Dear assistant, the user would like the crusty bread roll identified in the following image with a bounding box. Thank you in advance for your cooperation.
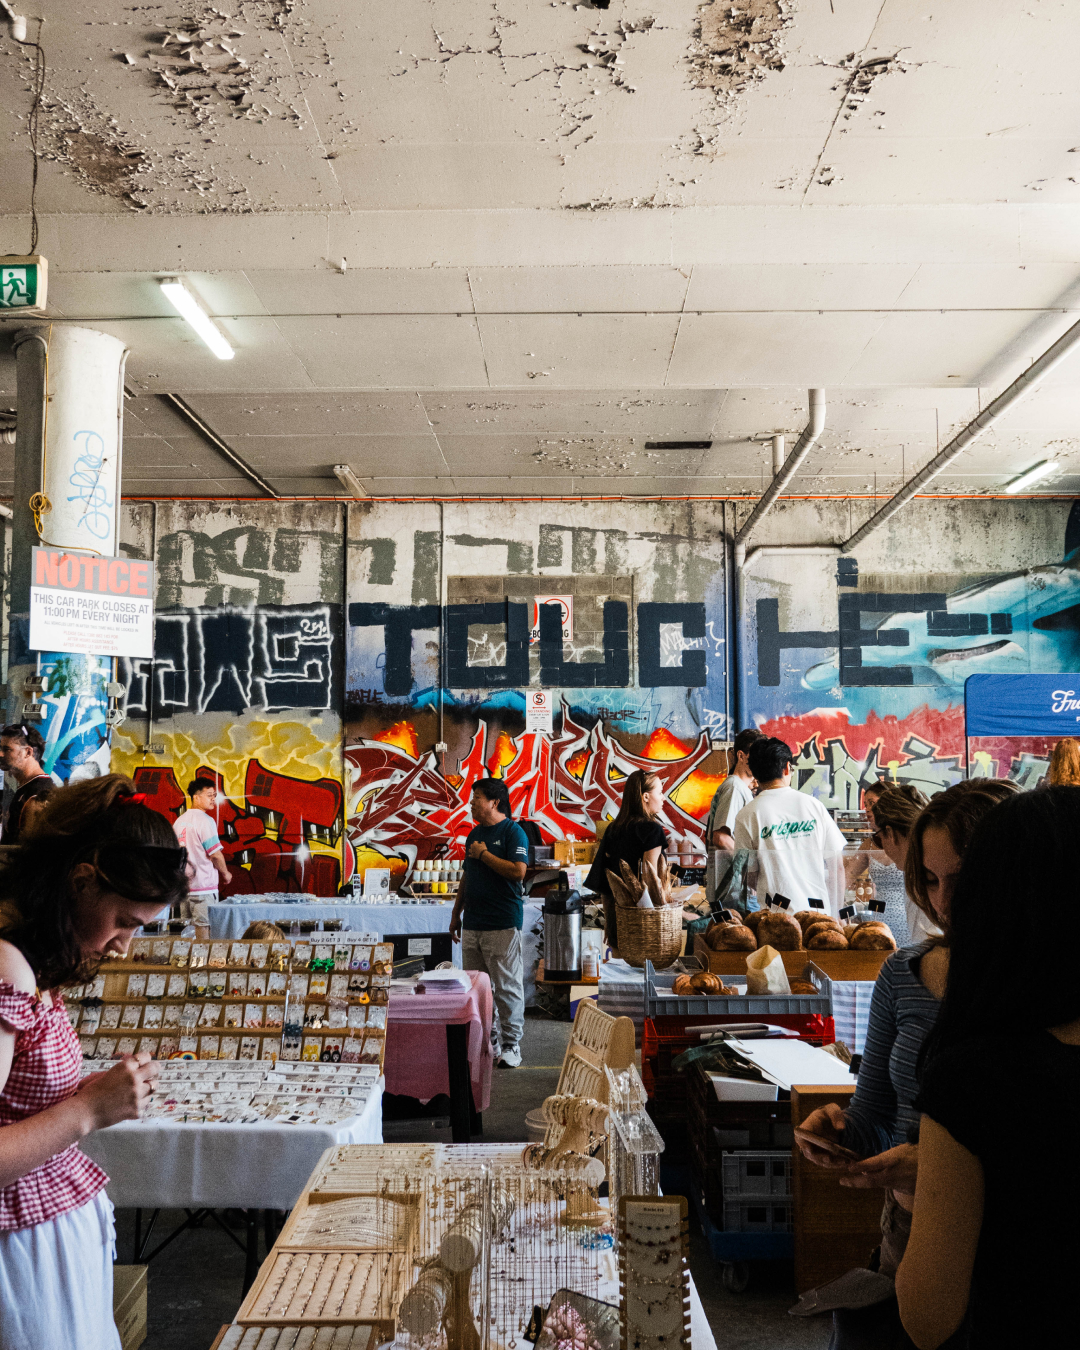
[806,925,849,950]
[757,910,803,951]
[710,923,757,952]
[672,974,694,995]
[842,924,860,942]
[850,925,897,952]
[789,980,817,994]
[794,909,832,933]
[690,971,722,994]
[744,909,766,934]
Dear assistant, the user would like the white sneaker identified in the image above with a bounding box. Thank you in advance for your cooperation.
[497,1045,522,1068]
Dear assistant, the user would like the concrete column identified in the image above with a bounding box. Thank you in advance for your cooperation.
[7,325,128,782]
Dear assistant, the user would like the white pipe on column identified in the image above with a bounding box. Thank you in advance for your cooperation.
[734,390,826,570]
[771,435,786,475]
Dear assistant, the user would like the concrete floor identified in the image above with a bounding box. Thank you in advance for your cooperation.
[115,1011,831,1350]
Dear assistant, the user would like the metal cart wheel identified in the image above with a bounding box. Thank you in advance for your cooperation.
[722,1261,750,1293]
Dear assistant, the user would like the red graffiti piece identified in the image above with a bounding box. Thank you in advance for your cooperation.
[131,766,187,821]
[758,705,966,765]
[346,699,713,876]
[244,758,344,849]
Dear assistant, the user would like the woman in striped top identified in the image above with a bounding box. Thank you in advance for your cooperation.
[796,779,1017,1281]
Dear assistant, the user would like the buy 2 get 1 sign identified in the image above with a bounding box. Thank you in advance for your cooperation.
[29,546,155,659]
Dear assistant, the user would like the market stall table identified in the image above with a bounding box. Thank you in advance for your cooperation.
[384,971,494,1142]
[81,1076,383,1284]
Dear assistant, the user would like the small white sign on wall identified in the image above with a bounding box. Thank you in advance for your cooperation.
[525,689,553,735]
[530,595,574,645]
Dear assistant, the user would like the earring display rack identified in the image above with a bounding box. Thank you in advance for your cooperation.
[66,937,393,1067]
[234,1144,609,1349]
[617,1197,690,1350]
[549,1002,635,1144]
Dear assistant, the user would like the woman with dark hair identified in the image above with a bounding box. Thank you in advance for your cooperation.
[795,779,1017,1344]
[585,769,668,953]
[897,787,1080,1348]
[0,774,189,1349]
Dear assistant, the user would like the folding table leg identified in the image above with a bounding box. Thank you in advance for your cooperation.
[243,1210,261,1294]
[446,1023,473,1142]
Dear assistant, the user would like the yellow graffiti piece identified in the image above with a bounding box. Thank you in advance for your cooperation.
[352,845,409,882]
[375,721,419,757]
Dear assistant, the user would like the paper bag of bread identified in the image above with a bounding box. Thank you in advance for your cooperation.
[745,944,791,995]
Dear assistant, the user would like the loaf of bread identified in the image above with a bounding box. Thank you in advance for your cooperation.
[756,910,803,951]
[850,924,897,952]
[690,971,722,994]
[707,922,757,952]
[744,909,766,934]
[806,924,849,950]
[789,980,817,994]
[794,909,832,934]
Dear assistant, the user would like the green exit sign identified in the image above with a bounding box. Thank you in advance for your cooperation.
[0,255,48,312]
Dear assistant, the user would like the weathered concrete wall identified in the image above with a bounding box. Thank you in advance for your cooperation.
[115,500,346,895]
[107,494,1080,889]
[738,497,1080,804]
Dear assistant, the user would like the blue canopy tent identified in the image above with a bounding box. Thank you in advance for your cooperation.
[964,674,1080,784]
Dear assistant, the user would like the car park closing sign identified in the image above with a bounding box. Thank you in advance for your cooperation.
[29,547,154,658]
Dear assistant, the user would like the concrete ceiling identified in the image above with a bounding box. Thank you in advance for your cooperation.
[2,0,1080,499]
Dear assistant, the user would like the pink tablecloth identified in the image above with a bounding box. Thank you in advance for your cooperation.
[384,972,494,1112]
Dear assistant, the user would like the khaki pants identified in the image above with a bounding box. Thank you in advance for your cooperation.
[462,927,524,1054]
[178,892,216,924]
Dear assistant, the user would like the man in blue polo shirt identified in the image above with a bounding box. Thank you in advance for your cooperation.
[449,777,529,1068]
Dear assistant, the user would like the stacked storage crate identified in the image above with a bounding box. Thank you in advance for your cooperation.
[642,959,835,1278]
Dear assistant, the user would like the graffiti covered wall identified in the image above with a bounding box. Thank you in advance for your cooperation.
[114,502,346,895]
[345,502,731,884]
[740,498,1080,802]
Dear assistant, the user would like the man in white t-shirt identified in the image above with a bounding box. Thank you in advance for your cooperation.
[173,777,231,923]
[733,736,847,915]
[704,727,762,905]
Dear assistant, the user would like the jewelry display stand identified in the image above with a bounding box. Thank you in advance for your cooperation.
[554,1002,636,1107]
[605,1067,665,1240]
[617,1196,690,1350]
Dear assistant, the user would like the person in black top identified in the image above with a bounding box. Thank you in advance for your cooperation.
[897,786,1080,1349]
[585,769,668,954]
[0,724,54,843]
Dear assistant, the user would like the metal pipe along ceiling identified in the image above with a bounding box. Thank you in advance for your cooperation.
[733,389,826,567]
[842,314,1080,552]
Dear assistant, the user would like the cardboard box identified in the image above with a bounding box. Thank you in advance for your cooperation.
[692,934,888,982]
[113,1264,147,1350]
[553,839,597,865]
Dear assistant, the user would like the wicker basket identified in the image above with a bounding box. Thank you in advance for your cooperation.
[616,904,684,970]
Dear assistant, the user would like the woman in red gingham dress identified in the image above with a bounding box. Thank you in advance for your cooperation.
[0,775,188,1349]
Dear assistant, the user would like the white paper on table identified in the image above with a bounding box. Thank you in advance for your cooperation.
[725,1037,852,1090]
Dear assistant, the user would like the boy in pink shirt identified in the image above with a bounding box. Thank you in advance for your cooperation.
[172,777,231,922]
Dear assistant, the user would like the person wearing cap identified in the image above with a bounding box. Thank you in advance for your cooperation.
[172,777,231,922]
[0,724,54,844]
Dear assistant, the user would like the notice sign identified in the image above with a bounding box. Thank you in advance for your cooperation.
[525,689,553,735]
[30,547,154,658]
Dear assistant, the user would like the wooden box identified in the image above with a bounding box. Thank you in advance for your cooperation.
[692,935,889,983]
[553,839,597,865]
[113,1264,147,1350]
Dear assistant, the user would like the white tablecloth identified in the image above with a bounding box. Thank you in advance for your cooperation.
[207,901,546,1007]
[80,1080,383,1210]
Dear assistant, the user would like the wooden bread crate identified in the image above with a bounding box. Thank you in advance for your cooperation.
[692,935,889,982]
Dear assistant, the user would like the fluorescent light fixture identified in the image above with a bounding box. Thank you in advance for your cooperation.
[1004,459,1059,494]
[333,463,369,499]
[159,277,234,360]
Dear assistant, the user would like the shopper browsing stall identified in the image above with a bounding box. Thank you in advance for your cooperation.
[0,775,188,1350]
[0,724,54,844]
[172,777,231,922]
[794,780,1016,1344]
[449,778,529,1069]
[898,786,1080,1349]
[584,769,669,954]
[703,729,761,907]
[732,736,847,913]
[868,785,937,945]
